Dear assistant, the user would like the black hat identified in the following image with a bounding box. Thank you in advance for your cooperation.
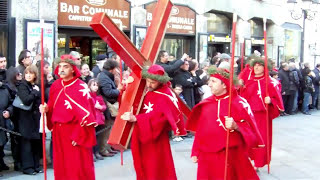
[96,54,108,61]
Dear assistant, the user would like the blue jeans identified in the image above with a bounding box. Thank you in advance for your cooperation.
[302,92,311,113]
[312,87,319,108]
[292,91,299,112]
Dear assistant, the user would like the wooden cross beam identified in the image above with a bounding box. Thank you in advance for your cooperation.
[90,0,191,150]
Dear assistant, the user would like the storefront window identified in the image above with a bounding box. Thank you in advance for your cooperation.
[205,13,231,34]
[250,19,263,37]
[284,30,301,61]
[245,39,252,56]
[0,30,7,57]
[198,34,208,63]
[58,33,66,57]
[92,39,107,64]
[161,38,191,60]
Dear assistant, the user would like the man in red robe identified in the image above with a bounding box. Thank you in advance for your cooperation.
[241,57,284,169]
[186,67,264,180]
[40,55,97,180]
[121,64,187,180]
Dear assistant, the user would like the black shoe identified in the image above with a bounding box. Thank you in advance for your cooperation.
[302,111,311,115]
[0,163,9,171]
[35,167,43,173]
[14,163,22,171]
[281,112,290,116]
[23,168,37,175]
[95,153,104,160]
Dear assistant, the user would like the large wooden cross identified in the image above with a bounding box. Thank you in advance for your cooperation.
[90,0,191,150]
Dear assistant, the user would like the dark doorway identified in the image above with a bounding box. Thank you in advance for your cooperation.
[251,45,264,55]
[208,43,230,59]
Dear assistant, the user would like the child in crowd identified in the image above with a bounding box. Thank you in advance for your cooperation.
[173,84,186,103]
[172,84,185,142]
[88,79,107,161]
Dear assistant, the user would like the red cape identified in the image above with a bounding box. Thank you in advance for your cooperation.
[47,77,97,147]
[46,77,97,179]
[186,92,263,179]
[187,92,264,154]
[131,84,186,180]
[241,75,284,167]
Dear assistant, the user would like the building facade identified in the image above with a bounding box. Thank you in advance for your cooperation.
[1,0,318,68]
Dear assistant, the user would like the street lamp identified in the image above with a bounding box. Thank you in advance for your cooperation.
[287,0,319,63]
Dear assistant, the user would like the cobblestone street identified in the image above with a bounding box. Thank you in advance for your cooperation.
[2,110,320,180]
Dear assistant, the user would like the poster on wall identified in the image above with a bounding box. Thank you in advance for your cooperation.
[198,33,208,63]
[245,39,252,56]
[25,20,55,65]
[133,26,147,50]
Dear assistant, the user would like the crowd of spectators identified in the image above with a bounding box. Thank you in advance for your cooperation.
[0,49,319,176]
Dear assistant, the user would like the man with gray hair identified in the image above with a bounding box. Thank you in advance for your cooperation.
[69,51,81,68]
[92,54,108,78]
[288,62,302,113]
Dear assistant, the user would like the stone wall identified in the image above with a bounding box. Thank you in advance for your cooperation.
[11,0,58,65]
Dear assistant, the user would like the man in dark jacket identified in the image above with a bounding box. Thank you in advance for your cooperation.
[97,59,123,157]
[312,64,320,109]
[0,54,12,174]
[288,62,301,113]
[156,50,188,78]
[278,63,295,115]
[92,54,108,78]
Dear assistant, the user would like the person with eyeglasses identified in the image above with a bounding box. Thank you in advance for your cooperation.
[17,49,32,74]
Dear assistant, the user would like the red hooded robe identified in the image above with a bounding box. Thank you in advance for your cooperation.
[241,74,284,168]
[131,83,187,180]
[47,63,97,180]
[187,90,264,180]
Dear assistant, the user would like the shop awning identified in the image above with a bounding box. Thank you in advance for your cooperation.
[281,22,303,31]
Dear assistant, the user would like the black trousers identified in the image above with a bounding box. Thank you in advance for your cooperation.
[20,138,40,171]
[282,93,295,114]
[10,134,21,167]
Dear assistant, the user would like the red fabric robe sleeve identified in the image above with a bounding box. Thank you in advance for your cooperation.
[233,98,264,149]
[135,96,178,144]
[191,134,200,157]
[70,124,96,148]
[67,83,97,148]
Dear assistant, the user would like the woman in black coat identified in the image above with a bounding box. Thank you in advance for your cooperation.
[16,65,41,175]
[5,66,22,171]
[172,60,197,108]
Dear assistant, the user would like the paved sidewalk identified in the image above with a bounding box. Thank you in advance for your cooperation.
[1,110,320,180]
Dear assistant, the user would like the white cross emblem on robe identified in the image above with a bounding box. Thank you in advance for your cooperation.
[143,102,154,113]
[271,78,278,87]
[216,118,227,131]
[64,100,72,110]
[239,97,254,117]
[79,83,91,99]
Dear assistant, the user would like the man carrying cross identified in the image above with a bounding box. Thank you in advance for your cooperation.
[186,66,263,179]
[122,64,186,180]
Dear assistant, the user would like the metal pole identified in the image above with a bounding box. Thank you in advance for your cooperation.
[301,10,307,63]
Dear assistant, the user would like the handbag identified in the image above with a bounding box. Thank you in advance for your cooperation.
[106,101,119,117]
[13,95,33,111]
